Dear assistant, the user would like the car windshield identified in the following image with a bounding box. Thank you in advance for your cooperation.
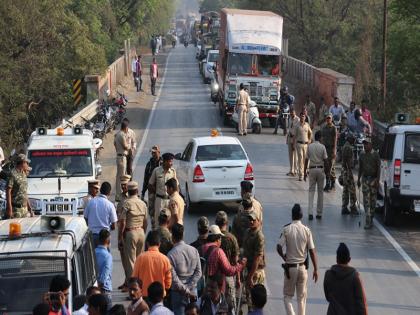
[196,144,246,161]
[404,133,420,164]
[28,149,93,178]
[228,53,253,75]
[0,255,66,313]
[208,52,219,62]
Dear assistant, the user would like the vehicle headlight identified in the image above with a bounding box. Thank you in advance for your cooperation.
[228,92,236,99]
[77,197,85,209]
[29,198,42,210]
[213,83,219,90]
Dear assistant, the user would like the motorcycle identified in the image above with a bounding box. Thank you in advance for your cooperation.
[279,103,290,136]
[353,132,365,167]
[232,100,262,134]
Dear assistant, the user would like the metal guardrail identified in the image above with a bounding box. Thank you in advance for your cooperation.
[284,56,316,88]
[58,99,98,129]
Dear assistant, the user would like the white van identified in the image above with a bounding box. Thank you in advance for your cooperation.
[379,124,420,225]
[26,127,102,215]
[0,216,97,314]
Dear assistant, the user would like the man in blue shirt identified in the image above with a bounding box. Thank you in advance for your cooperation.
[84,182,118,246]
[95,229,113,310]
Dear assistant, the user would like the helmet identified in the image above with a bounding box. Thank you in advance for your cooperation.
[281,86,289,93]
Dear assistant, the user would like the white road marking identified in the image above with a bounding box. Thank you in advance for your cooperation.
[132,53,171,173]
[335,179,420,277]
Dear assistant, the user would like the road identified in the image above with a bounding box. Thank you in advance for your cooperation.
[102,46,420,313]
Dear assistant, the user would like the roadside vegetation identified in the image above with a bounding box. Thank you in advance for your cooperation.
[0,0,174,152]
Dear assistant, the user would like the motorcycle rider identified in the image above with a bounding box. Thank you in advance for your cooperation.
[348,109,371,135]
[273,86,295,135]
[346,101,357,129]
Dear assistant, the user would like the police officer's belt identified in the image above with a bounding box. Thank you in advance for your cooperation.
[297,141,308,144]
[156,194,169,199]
[125,226,142,232]
[117,153,127,157]
[285,262,305,267]
[309,165,323,169]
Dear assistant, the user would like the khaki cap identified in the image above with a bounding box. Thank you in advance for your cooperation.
[247,211,258,220]
[151,145,160,152]
[208,224,224,236]
[159,208,171,218]
[326,113,333,118]
[127,181,138,190]
[120,174,131,185]
[88,180,100,189]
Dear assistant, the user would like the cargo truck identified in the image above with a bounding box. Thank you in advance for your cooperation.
[217,9,284,126]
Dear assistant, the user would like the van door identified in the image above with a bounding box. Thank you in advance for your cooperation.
[401,133,420,196]
[379,133,395,196]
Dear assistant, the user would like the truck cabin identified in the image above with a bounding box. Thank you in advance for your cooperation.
[227,53,280,77]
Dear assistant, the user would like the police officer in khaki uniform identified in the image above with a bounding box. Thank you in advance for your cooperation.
[118,181,148,287]
[165,178,185,228]
[6,154,33,218]
[83,180,100,211]
[122,118,137,176]
[114,121,130,201]
[277,204,319,315]
[238,181,263,222]
[293,112,312,181]
[321,114,337,191]
[232,198,261,248]
[116,174,131,291]
[287,110,300,176]
[235,83,250,136]
[357,138,380,229]
[242,211,265,311]
[304,131,328,220]
[148,152,177,229]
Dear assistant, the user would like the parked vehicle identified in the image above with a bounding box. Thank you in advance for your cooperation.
[379,124,420,226]
[210,72,219,104]
[203,49,219,84]
[217,9,284,125]
[0,216,97,313]
[232,100,262,134]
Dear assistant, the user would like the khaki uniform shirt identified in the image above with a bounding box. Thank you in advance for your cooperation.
[114,130,129,155]
[321,124,337,148]
[307,141,327,167]
[238,196,263,222]
[121,195,147,229]
[169,191,185,225]
[7,169,28,207]
[237,89,249,108]
[293,122,312,143]
[359,151,380,177]
[149,166,177,197]
[287,115,300,144]
[242,227,265,270]
[116,193,128,218]
[278,220,315,264]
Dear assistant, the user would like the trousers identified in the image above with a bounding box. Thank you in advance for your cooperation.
[362,177,377,218]
[115,155,127,202]
[283,265,308,315]
[238,105,248,135]
[287,137,298,174]
[308,168,325,215]
[342,168,356,208]
[151,77,157,95]
[123,229,145,281]
[296,143,308,179]
[126,151,134,176]
[325,146,336,181]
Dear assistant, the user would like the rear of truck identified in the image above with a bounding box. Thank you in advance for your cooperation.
[218,9,283,125]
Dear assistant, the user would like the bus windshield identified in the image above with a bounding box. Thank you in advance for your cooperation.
[28,149,93,178]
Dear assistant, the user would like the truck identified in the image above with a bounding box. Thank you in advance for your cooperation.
[217,9,284,125]
[26,127,102,215]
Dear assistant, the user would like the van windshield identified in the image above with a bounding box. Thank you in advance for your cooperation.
[404,133,420,164]
[0,255,66,313]
[28,149,93,178]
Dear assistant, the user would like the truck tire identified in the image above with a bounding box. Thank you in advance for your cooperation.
[384,191,395,226]
[252,123,261,134]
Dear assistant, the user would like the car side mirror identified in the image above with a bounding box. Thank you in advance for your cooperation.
[95,164,102,176]
[174,153,182,160]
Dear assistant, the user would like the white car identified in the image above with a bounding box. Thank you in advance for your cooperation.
[174,135,255,211]
[203,49,219,84]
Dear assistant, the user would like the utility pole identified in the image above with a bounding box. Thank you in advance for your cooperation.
[381,0,388,109]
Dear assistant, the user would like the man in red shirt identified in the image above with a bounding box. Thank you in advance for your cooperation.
[361,100,373,131]
[201,225,247,293]
[132,230,172,299]
[150,58,159,96]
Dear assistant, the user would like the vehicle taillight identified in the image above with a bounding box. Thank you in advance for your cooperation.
[394,159,401,187]
[193,165,205,183]
[244,163,254,181]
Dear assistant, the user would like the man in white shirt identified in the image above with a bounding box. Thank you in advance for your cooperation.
[329,97,345,122]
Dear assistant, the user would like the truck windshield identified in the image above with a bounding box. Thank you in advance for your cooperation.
[257,55,280,76]
[228,53,253,75]
[28,149,93,178]
[0,255,66,313]
[208,52,219,62]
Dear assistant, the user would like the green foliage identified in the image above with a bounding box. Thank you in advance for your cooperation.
[0,0,174,152]
[199,0,237,13]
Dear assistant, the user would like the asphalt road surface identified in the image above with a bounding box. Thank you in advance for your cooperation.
[104,46,420,313]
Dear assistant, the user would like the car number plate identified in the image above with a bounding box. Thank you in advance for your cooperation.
[414,200,420,212]
[214,189,235,197]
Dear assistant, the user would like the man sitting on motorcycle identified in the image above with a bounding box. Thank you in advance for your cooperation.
[273,86,295,135]
[348,109,371,135]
